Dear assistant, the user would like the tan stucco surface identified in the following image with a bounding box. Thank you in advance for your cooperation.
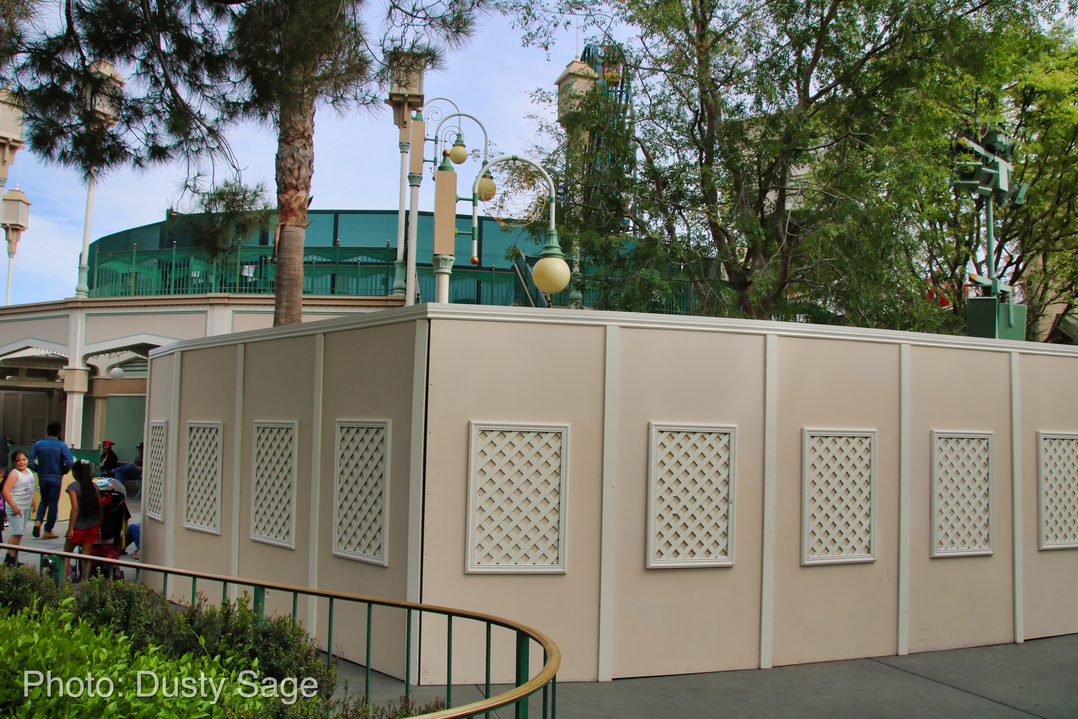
[317,324,418,675]
[908,346,1013,652]
[421,318,606,683]
[173,344,240,580]
[0,315,68,350]
[85,311,208,346]
[143,306,1078,684]
[613,328,765,676]
[1020,353,1078,640]
[142,352,175,569]
[772,337,900,666]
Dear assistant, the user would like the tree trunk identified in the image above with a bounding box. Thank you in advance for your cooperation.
[274,96,316,326]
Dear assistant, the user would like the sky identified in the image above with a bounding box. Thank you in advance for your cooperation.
[4,10,578,306]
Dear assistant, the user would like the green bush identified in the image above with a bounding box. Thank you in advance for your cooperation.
[0,567,334,699]
[0,601,272,718]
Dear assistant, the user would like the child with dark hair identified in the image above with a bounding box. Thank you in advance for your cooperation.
[3,450,37,565]
[64,460,102,581]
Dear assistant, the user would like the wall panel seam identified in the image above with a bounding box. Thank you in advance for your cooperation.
[598,324,619,681]
[760,334,777,669]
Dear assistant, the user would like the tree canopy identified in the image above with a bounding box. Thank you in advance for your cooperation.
[502,0,1078,338]
[9,0,486,324]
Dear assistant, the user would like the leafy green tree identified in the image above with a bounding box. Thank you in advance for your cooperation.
[503,0,1069,332]
[12,0,485,324]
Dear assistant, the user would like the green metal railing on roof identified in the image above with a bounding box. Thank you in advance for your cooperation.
[89,245,523,303]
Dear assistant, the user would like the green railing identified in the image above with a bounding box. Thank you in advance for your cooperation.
[1,544,560,719]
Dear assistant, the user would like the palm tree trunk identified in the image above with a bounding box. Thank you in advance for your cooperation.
[274,96,315,326]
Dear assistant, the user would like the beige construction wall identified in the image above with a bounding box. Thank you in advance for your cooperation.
[145,318,421,679]
[145,306,1078,685]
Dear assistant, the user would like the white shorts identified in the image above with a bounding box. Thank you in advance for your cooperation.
[7,510,26,536]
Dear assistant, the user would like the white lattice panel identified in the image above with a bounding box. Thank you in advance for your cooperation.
[466,422,569,574]
[334,421,389,565]
[184,422,222,533]
[647,423,737,568]
[932,432,992,556]
[145,421,168,521]
[251,422,297,548]
[802,429,876,565]
[1039,433,1078,549]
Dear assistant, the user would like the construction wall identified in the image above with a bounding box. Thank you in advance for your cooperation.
[144,305,1078,684]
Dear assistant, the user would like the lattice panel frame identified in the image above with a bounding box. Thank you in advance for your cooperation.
[931,431,993,557]
[1038,432,1078,550]
[802,428,877,565]
[184,421,223,534]
[333,420,391,566]
[145,421,168,522]
[647,423,737,569]
[466,421,570,574]
[250,420,298,549]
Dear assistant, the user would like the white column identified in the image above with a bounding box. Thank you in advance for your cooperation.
[306,334,325,632]
[75,175,96,298]
[393,133,409,296]
[62,369,89,448]
[405,176,421,305]
[432,255,453,303]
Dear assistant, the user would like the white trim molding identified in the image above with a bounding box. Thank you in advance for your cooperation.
[802,428,877,566]
[1037,431,1078,550]
[466,420,570,574]
[930,430,993,557]
[250,420,299,550]
[333,419,391,567]
[183,420,224,535]
[646,422,737,569]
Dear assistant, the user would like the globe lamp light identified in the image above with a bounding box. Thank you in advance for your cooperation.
[110,366,124,381]
[531,229,571,294]
[449,133,468,165]
[477,171,496,202]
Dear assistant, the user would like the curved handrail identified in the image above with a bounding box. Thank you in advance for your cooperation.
[0,543,560,719]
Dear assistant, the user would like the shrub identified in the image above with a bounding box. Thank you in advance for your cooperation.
[0,567,335,700]
[0,601,272,718]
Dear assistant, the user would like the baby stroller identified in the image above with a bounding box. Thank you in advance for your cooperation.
[75,478,131,581]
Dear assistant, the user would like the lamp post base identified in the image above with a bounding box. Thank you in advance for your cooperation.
[392,260,407,296]
[75,264,90,298]
[433,255,454,304]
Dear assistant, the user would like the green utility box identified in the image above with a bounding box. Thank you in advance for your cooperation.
[967,296,1027,340]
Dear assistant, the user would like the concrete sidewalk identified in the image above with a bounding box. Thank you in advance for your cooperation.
[337,633,1078,718]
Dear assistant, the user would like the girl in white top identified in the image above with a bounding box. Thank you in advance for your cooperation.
[3,450,38,566]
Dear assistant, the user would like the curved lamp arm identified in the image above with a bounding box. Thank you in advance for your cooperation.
[434,112,492,163]
[468,156,567,298]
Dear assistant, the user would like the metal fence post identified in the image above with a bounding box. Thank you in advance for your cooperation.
[253,586,265,624]
[515,630,530,719]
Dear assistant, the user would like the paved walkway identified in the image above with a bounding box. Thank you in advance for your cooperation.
[336,633,1078,719]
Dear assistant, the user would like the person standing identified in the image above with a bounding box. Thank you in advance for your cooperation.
[3,450,37,565]
[64,460,102,581]
[29,421,74,540]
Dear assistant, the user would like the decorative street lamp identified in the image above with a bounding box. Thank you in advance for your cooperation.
[1,186,29,305]
[0,89,24,191]
[953,123,1030,340]
[75,60,125,299]
[434,154,570,302]
[384,60,425,297]
[431,113,492,303]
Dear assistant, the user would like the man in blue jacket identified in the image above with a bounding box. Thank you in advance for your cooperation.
[29,421,73,540]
